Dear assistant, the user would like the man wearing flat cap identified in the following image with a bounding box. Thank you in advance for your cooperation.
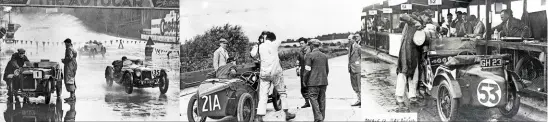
[303,39,329,122]
[4,48,30,101]
[62,38,78,102]
[348,34,362,107]
[213,38,229,70]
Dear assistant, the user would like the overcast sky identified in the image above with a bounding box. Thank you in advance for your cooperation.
[180,0,382,42]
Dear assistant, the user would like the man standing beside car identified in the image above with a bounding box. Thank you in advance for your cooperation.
[3,49,30,102]
[303,39,329,122]
[213,38,229,70]
[250,31,296,122]
[62,38,78,102]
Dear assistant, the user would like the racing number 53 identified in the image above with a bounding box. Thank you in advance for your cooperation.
[201,94,221,112]
[477,79,502,107]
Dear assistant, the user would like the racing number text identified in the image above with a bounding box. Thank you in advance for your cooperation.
[478,82,501,106]
[33,71,42,79]
[201,94,221,112]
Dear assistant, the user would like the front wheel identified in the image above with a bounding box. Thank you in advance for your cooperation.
[436,79,459,122]
[187,94,207,122]
[499,82,521,118]
[159,71,169,94]
[56,80,62,97]
[272,89,282,111]
[237,93,256,121]
[123,72,133,94]
[105,66,114,87]
[45,81,52,104]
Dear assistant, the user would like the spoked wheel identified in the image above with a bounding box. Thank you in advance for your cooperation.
[515,56,544,90]
[272,89,282,111]
[7,80,14,103]
[436,79,459,122]
[159,70,169,94]
[187,94,207,122]
[237,93,256,121]
[499,81,521,118]
[123,72,133,94]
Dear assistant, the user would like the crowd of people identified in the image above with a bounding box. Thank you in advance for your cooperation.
[209,31,362,122]
[393,8,532,112]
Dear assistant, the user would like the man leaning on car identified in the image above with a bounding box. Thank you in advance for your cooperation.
[3,48,30,102]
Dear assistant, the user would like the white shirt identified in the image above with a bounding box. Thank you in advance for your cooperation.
[250,39,283,77]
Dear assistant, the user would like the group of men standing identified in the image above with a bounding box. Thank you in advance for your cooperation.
[3,38,78,103]
[210,31,362,122]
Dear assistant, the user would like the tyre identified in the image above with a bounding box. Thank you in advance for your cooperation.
[105,66,114,87]
[159,70,169,94]
[499,81,521,118]
[7,80,14,103]
[187,94,207,122]
[272,89,282,111]
[436,79,459,122]
[45,81,51,104]
[515,56,543,85]
[123,72,133,94]
[237,93,256,121]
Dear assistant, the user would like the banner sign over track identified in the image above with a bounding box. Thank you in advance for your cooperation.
[0,0,178,9]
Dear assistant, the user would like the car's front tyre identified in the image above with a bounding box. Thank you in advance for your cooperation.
[187,94,207,122]
[436,79,459,122]
[123,72,133,94]
[499,81,521,118]
[237,92,255,121]
[159,70,169,94]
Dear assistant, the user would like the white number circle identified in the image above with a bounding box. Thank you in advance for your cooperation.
[476,79,501,107]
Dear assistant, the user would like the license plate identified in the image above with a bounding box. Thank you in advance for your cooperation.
[22,110,36,116]
[20,92,36,97]
[480,58,503,67]
[32,71,42,79]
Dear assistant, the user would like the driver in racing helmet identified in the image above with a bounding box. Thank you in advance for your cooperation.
[121,56,133,67]
[214,57,237,78]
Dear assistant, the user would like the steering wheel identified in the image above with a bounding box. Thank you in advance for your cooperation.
[240,71,257,84]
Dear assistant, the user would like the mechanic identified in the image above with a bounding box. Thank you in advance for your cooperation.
[3,48,30,101]
[493,9,532,38]
[296,37,311,108]
[213,57,237,78]
[348,34,362,107]
[62,38,78,102]
[395,9,434,111]
[213,38,229,70]
[303,39,329,122]
[464,15,485,38]
[250,31,296,121]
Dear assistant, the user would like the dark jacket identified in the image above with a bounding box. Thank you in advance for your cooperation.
[62,47,78,81]
[493,17,532,38]
[304,48,329,86]
[298,46,311,76]
[396,13,427,76]
[3,53,29,80]
[348,42,361,73]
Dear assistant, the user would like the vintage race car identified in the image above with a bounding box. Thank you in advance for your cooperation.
[104,59,169,94]
[418,37,523,121]
[78,42,106,56]
[3,98,63,122]
[187,63,282,122]
[5,59,64,104]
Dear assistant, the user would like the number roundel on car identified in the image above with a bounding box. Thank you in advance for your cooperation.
[476,79,502,107]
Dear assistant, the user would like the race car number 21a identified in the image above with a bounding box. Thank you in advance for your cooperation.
[476,79,501,107]
[201,94,221,112]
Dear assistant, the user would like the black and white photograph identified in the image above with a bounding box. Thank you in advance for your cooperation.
[179,0,367,121]
[0,0,180,121]
[360,0,547,121]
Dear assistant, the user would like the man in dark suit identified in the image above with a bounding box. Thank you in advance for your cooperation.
[297,38,312,108]
[493,9,532,38]
[304,39,329,122]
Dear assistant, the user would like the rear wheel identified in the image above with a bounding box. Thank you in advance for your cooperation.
[436,79,459,122]
[159,70,169,94]
[187,94,207,122]
[499,81,521,118]
[123,72,133,94]
[237,93,255,121]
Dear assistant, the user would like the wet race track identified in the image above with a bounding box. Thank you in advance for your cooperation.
[0,41,180,121]
[360,49,536,121]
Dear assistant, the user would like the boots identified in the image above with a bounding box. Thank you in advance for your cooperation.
[284,109,296,120]
[301,99,310,108]
[255,115,263,122]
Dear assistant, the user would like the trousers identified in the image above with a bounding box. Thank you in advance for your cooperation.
[257,73,288,115]
[308,85,327,121]
[395,65,419,102]
[350,72,361,101]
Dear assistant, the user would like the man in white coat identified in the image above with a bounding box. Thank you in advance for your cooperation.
[213,38,229,70]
